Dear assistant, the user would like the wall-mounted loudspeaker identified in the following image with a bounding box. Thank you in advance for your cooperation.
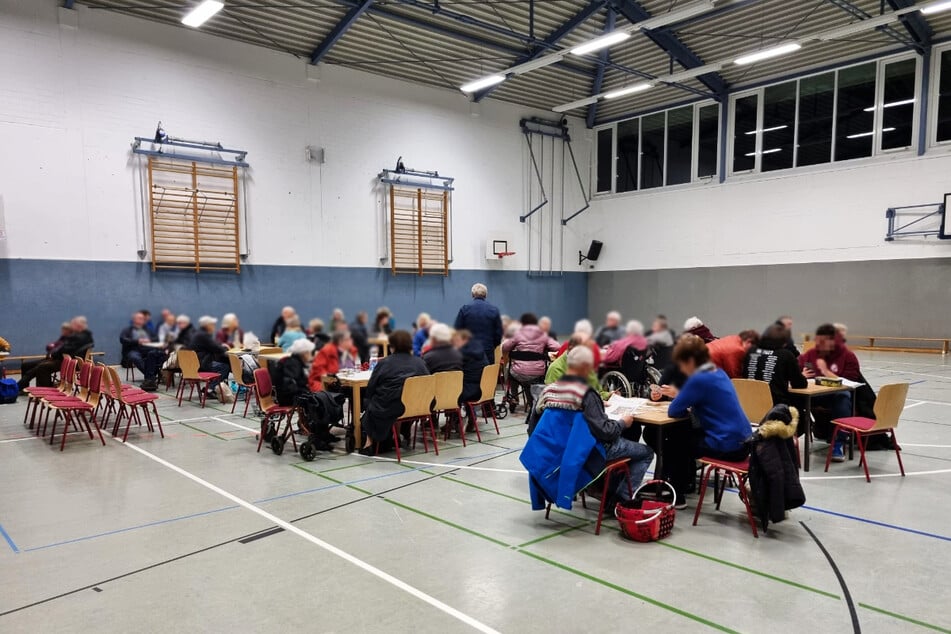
[579,240,603,266]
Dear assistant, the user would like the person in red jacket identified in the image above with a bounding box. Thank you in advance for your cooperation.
[798,323,860,461]
[308,331,359,392]
[707,330,759,378]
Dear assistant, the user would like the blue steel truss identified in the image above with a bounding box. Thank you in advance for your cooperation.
[311,0,375,64]
[886,0,933,48]
[824,0,922,53]
[587,8,616,128]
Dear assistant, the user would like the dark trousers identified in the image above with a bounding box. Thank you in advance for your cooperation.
[18,358,59,389]
[644,422,749,496]
[204,361,230,391]
[127,349,167,381]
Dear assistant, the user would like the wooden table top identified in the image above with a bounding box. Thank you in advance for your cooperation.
[789,382,853,396]
[632,401,687,425]
[338,370,373,385]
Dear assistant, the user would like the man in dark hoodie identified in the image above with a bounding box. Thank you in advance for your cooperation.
[18,316,93,390]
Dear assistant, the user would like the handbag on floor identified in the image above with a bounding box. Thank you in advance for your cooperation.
[0,378,18,404]
[216,382,235,404]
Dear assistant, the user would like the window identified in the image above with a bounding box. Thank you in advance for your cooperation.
[732,95,758,172]
[761,82,796,172]
[881,58,916,151]
[596,128,614,193]
[666,106,693,186]
[797,72,835,167]
[697,104,719,178]
[594,102,719,195]
[936,49,951,143]
[616,120,639,193]
[835,63,876,161]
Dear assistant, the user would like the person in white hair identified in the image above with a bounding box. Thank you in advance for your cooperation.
[422,324,463,374]
[594,311,624,347]
[683,316,717,343]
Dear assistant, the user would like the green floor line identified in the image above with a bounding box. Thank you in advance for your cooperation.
[858,603,951,633]
[177,421,228,441]
[314,472,372,495]
[516,521,591,548]
[382,498,510,548]
[519,550,740,633]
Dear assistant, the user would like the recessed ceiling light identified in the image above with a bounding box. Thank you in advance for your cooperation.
[459,75,506,94]
[182,0,224,28]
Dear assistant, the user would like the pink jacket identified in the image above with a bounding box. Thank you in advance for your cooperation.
[502,325,559,378]
[602,334,649,366]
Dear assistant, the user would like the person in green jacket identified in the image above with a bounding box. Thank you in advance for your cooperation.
[545,334,609,399]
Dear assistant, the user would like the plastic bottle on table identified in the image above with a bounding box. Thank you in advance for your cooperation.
[369,346,379,371]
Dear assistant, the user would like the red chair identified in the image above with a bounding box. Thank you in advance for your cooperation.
[45,366,107,451]
[176,349,220,408]
[825,383,908,482]
[692,457,758,538]
[23,356,77,430]
[253,368,297,454]
[105,366,163,442]
[463,364,503,442]
[544,458,633,536]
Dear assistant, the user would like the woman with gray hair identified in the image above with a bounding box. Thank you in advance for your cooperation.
[216,313,244,347]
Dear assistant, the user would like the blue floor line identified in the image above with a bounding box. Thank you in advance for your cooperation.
[0,521,20,554]
[801,505,951,542]
[909,379,928,386]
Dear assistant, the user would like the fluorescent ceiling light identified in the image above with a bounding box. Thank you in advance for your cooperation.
[661,62,724,84]
[182,0,224,27]
[734,43,801,66]
[633,0,716,31]
[570,31,631,56]
[603,82,653,100]
[815,14,901,40]
[846,127,895,139]
[745,125,788,135]
[920,0,951,15]
[508,54,564,76]
[863,98,915,112]
[460,75,506,93]
[552,96,600,113]
[745,148,782,157]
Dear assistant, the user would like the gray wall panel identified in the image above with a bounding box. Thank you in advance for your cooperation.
[589,258,951,340]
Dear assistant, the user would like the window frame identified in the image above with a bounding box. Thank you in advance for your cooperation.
[929,43,951,148]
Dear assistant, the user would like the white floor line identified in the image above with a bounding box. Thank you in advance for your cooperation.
[116,437,500,634]
[367,455,525,474]
[801,468,951,480]
[159,415,234,425]
[211,416,259,433]
[903,401,929,410]
[901,443,951,448]
[0,430,88,444]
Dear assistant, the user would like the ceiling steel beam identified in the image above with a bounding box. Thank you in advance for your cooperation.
[886,0,933,48]
[311,0,374,64]
[474,0,611,102]
[64,0,75,7]
[823,0,921,52]
[612,0,728,97]
[586,8,615,128]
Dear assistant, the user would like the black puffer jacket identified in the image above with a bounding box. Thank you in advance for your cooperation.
[747,405,806,532]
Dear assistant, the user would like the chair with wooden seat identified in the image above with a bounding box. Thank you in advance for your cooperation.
[464,364,503,442]
[45,365,107,451]
[431,371,464,446]
[105,366,163,442]
[23,356,77,430]
[824,383,908,482]
[731,379,774,424]
[253,368,297,454]
[692,457,758,538]
[389,374,437,462]
[228,353,256,417]
[176,349,220,408]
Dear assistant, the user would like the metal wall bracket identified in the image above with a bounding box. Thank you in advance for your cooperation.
[885,198,951,241]
[131,137,250,168]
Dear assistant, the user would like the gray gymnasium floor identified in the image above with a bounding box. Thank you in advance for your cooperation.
[0,351,949,633]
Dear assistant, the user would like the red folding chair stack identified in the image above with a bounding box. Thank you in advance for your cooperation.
[104,366,163,442]
[23,356,78,432]
[43,365,107,451]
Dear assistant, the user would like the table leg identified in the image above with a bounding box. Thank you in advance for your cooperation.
[654,429,665,480]
[802,397,812,472]
[352,386,362,450]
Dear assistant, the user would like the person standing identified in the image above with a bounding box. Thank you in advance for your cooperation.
[454,282,503,363]
[349,311,371,363]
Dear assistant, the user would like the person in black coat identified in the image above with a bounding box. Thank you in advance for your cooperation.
[120,311,165,391]
[360,330,429,454]
[18,316,94,390]
[349,312,370,363]
[776,316,801,357]
[189,316,230,396]
[744,323,808,409]
[453,283,503,364]
[273,338,315,406]
[422,324,463,374]
[454,329,488,403]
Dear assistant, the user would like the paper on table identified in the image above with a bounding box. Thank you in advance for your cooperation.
[841,379,865,389]
[605,394,648,420]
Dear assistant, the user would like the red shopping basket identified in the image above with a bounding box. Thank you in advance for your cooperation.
[615,480,677,543]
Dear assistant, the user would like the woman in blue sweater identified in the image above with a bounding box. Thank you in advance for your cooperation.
[659,335,752,505]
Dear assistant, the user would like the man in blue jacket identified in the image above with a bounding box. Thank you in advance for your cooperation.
[454,283,503,363]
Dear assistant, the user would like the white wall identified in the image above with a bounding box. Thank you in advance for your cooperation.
[0,0,591,271]
[582,149,951,271]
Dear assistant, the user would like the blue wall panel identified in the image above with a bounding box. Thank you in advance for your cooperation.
[0,259,587,363]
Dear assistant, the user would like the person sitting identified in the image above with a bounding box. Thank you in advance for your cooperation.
[372,307,394,335]
[18,316,93,390]
[274,338,315,406]
[502,313,560,412]
[538,316,557,340]
[683,316,717,343]
[359,330,429,455]
[277,316,306,352]
[454,283,503,364]
[744,324,807,408]
[330,308,346,332]
[453,329,488,405]
[554,319,602,366]
[707,330,760,378]
[647,314,676,348]
[307,318,331,349]
[412,313,432,356]
[216,313,244,347]
[174,315,195,349]
[189,316,231,398]
[120,311,165,391]
[270,306,296,344]
[422,324,463,374]
[545,334,606,398]
[157,312,179,347]
[602,320,649,367]
[139,310,157,339]
[798,323,861,461]
[308,330,359,392]
[534,346,653,509]
[662,335,752,507]
[776,315,801,356]
[349,311,370,363]
[594,311,624,347]
[834,322,848,344]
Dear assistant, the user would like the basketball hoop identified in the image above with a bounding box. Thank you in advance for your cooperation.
[497,251,516,259]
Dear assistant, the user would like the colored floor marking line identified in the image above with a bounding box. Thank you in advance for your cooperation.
[800,505,951,542]
[177,421,228,441]
[516,521,591,548]
[364,454,523,473]
[519,550,740,633]
[858,603,951,633]
[0,520,20,553]
[117,438,501,634]
[904,400,930,409]
[800,468,951,481]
